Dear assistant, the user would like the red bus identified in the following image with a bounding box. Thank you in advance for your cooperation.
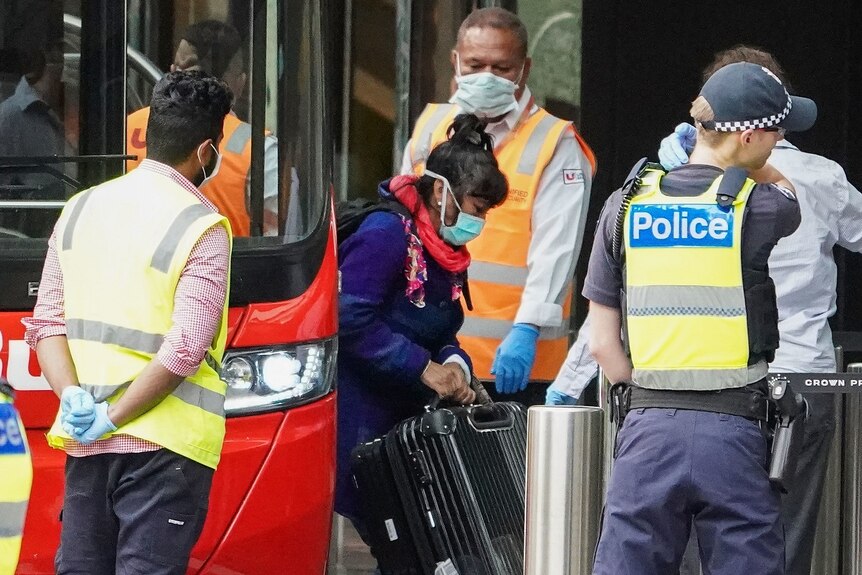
[0,1,338,573]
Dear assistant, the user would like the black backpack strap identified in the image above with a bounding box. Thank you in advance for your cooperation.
[462,271,473,311]
[715,167,748,209]
[379,198,412,219]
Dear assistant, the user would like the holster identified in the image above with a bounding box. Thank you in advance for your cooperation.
[608,382,632,429]
[767,376,807,493]
[607,382,632,458]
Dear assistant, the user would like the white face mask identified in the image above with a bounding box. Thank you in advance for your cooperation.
[197,142,222,188]
[449,52,523,119]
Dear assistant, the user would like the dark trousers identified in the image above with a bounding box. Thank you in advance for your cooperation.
[678,393,837,575]
[56,449,214,575]
[593,408,783,575]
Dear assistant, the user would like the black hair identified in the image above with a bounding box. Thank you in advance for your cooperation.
[146,71,233,166]
[181,20,243,79]
[458,7,529,60]
[419,113,508,208]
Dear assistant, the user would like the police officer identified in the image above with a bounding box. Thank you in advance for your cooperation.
[0,378,32,575]
[586,62,816,575]
[658,46,862,575]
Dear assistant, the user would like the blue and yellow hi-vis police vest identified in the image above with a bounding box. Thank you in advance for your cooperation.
[0,386,31,575]
[623,169,768,391]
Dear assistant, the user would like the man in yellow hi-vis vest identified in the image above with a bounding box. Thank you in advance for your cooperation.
[586,62,816,575]
[0,378,32,575]
[23,71,232,575]
[401,7,596,404]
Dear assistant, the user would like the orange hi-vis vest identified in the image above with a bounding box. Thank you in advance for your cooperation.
[127,108,254,236]
[408,102,597,381]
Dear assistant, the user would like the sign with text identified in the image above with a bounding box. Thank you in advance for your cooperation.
[772,373,862,393]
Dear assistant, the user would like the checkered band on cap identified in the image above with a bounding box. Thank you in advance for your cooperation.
[711,93,793,132]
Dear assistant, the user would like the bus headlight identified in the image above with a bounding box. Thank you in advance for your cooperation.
[220,338,336,416]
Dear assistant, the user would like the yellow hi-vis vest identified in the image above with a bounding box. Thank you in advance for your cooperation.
[408,103,597,381]
[0,390,31,575]
[623,169,767,391]
[47,168,232,468]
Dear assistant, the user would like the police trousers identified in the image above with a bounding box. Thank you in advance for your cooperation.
[55,449,213,575]
[592,408,784,575]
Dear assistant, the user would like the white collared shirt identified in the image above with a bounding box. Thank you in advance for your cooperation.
[401,87,593,329]
[767,141,862,372]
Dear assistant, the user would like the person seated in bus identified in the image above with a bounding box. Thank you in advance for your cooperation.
[334,114,508,551]
[0,41,68,238]
[126,20,286,236]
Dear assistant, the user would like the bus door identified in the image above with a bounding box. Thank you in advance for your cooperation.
[0,1,339,573]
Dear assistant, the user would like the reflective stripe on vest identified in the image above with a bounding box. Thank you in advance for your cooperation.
[126,108,252,236]
[409,104,459,171]
[409,103,588,380]
[151,204,221,271]
[624,169,760,391]
[66,317,221,370]
[461,316,570,341]
[77,379,225,417]
[50,169,231,468]
[0,501,27,538]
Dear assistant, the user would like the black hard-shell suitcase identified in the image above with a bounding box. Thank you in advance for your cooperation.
[351,437,436,574]
[376,401,527,575]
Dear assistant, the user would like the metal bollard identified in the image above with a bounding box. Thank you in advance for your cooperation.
[524,406,604,575]
[810,346,844,575]
[596,369,617,501]
[844,363,862,575]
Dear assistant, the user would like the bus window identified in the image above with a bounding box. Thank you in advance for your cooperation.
[0,1,69,239]
[125,0,329,243]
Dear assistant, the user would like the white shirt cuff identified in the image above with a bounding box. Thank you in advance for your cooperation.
[443,355,471,382]
[515,301,563,327]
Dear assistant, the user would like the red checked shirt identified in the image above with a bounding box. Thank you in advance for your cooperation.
[23,159,230,456]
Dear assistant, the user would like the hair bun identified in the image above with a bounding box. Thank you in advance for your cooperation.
[447,113,494,152]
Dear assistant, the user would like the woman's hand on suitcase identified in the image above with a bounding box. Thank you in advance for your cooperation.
[421,362,477,405]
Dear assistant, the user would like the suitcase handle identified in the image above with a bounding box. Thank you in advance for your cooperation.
[468,404,515,431]
[425,376,492,412]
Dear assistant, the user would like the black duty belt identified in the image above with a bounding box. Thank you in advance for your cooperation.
[628,383,769,421]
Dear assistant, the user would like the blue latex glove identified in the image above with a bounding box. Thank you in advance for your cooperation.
[60,386,96,436]
[658,122,697,170]
[70,401,116,444]
[491,323,539,394]
[545,388,579,406]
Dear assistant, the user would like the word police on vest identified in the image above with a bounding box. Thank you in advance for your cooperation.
[0,403,27,455]
[629,204,734,248]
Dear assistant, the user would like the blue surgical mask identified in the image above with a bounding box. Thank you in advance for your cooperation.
[449,52,522,119]
[426,169,485,246]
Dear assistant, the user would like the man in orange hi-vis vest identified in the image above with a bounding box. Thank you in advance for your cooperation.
[126,20,286,236]
[401,7,596,404]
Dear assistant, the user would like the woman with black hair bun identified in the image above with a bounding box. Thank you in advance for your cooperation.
[335,113,508,548]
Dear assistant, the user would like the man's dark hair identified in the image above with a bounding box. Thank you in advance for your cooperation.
[419,113,508,208]
[146,71,232,166]
[458,7,528,60]
[182,20,243,79]
[703,45,792,90]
